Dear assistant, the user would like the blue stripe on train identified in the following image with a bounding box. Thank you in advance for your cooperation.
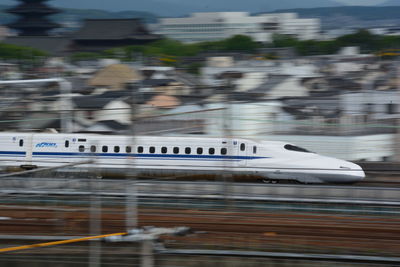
[0,151,26,157]
[32,152,268,160]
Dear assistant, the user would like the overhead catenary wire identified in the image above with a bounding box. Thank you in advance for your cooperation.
[2,98,399,115]
[0,112,397,130]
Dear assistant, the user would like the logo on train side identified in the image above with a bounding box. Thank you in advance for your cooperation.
[36,142,57,148]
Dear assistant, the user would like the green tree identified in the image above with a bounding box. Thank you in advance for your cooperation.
[197,40,226,51]
[143,39,200,57]
[337,29,381,52]
[271,34,299,48]
[70,52,101,62]
[295,40,340,56]
[222,35,260,51]
[379,35,400,50]
[0,43,47,60]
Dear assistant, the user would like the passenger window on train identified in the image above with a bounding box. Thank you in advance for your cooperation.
[185,147,191,154]
[253,146,257,154]
[240,143,245,151]
[209,148,215,155]
[102,146,108,153]
[90,145,96,153]
[138,146,144,153]
[19,139,23,147]
[161,147,167,154]
[65,140,69,148]
[173,147,179,154]
[221,148,227,155]
[197,147,203,154]
[126,146,132,153]
[79,145,85,152]
[149,147,156,154]
[114,146,120,153]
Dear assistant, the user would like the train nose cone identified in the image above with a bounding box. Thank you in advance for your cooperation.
[338,161,365,182]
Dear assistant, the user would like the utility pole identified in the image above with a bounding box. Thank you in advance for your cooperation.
[89,141,102,267]
[126,54,145,230]
[89,172,102,267]
[394,63,400,162]
[141,240,154,267]
[217,71,243,207]
[59,79,73,133]
[126,81,142,230]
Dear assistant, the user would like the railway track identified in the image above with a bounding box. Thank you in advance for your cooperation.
[356,179,400,187]
[0,205,399,256]
[0,174,399,261]
[2,177,400,201]
[3,167,400,188]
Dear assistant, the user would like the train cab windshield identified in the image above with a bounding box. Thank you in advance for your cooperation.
[284,144,313,153]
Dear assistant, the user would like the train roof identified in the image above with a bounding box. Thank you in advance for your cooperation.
[0,132,262,144]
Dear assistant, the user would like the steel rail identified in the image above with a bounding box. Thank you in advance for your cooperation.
[158,249,400,265]
[1,189,400,206]
[0,179,400,204]
[1,178,400,190]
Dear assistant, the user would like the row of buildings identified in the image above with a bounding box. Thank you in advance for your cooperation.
[155,12,320,43]
[5,0,400,51]
[1,47,399,162]
[1,0,399,163]
[1,0,322,52]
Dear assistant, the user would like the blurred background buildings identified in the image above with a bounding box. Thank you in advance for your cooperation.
[0,0,400,162]
[1,1,400,267]
[156,12,320,43]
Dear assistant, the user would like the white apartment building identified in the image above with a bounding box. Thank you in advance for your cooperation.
[156,12,320,43]
[262,13,320,41]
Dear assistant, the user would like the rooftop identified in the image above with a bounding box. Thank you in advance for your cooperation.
[74,19,159,41]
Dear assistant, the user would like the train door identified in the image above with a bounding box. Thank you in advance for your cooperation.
[24,135,33,165]
[14,134,33,166]
[237,141,247,167]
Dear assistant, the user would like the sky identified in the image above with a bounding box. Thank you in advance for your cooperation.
[0,0,392,7]
[336,0,387,5]
[0,0,395,13]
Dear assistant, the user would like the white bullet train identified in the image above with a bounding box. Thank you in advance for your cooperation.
[0,133,365,184]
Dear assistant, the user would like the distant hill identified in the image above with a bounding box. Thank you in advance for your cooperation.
[274,6,400,21]
[379,0,400,6]
[2,4,398,31]
[0,0,343,17]
[0,6,158,26]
